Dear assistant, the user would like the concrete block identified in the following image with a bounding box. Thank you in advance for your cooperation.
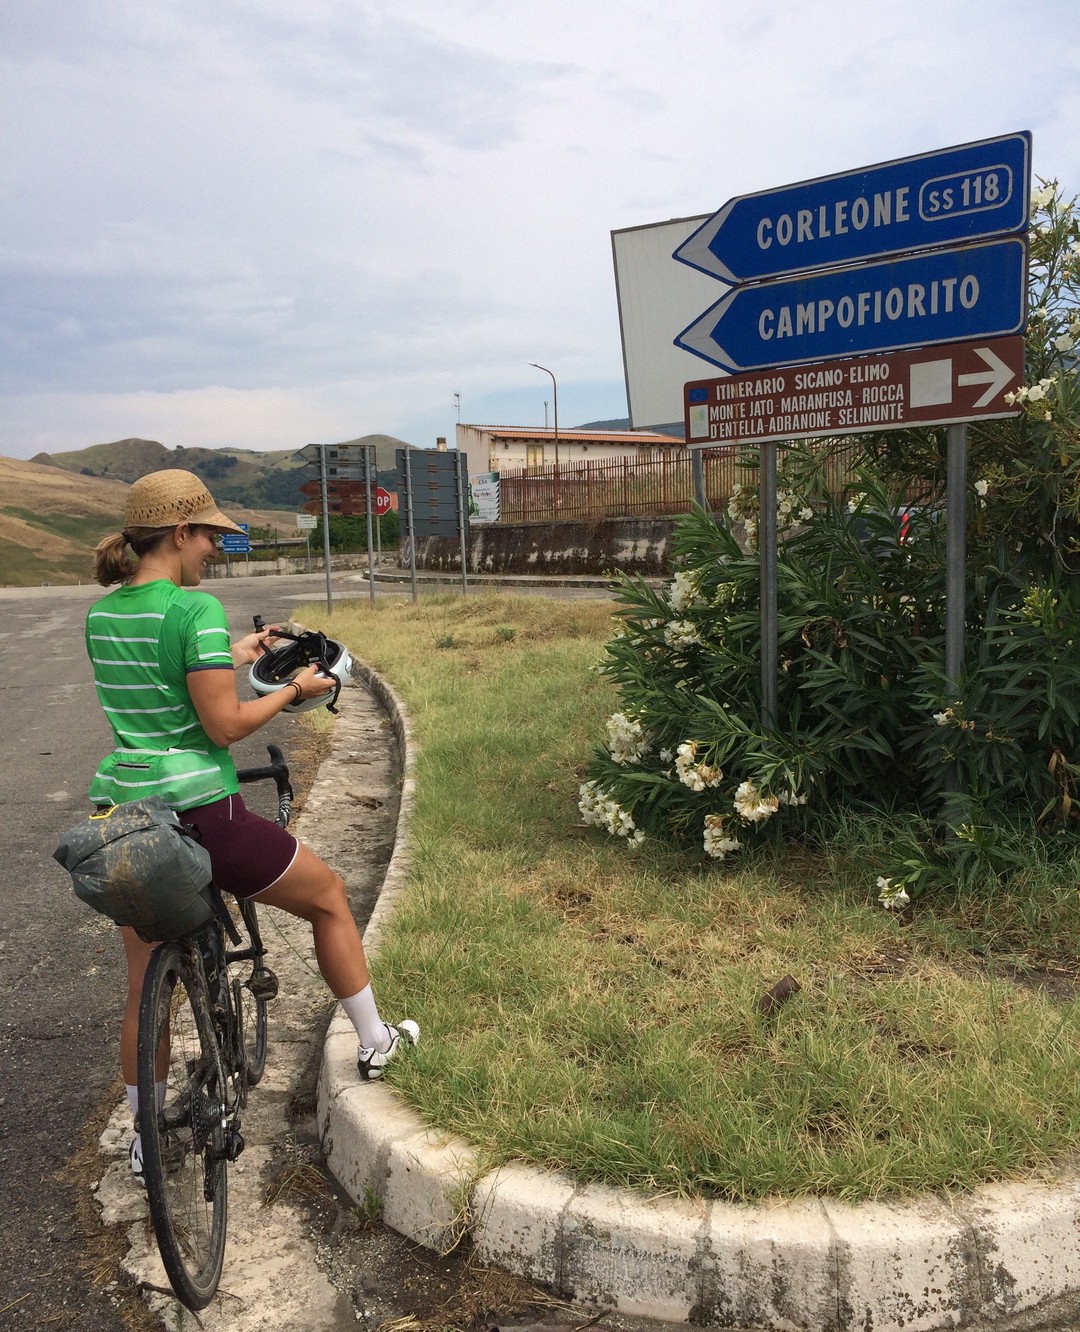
[825,1194,973,1332]
[959,1177,1080,1319]
[471,1164,577,1287]
[382,1129,480,1253]
[561,1181,710,1321]
[321,1078,427,1206]
[700,1199,836,1331]
[316,1011,357,1136]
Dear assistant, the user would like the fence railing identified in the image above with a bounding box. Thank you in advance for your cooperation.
[495,446,862,523]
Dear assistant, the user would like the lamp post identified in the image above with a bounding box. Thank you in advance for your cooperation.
[528,363,559,468]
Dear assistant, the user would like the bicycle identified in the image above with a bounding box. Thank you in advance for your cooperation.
[136,743,293,1310]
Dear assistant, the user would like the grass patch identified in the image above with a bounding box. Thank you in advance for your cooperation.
[302,593,1080,1203]
[1,505,109,545]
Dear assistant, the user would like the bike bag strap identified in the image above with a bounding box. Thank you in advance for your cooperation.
[208,881,243,946]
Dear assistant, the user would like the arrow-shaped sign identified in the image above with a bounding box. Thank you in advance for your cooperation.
[682,335,1025,446]
[957,344,1015,408]
[675,238,1027,374]
[674,131,1031,284]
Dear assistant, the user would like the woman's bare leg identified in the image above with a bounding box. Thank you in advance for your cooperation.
[255,843,370,997]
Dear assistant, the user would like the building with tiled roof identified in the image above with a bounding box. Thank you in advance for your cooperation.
[455,423,685,473]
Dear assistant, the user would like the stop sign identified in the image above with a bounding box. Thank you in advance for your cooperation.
[375,487,392,517]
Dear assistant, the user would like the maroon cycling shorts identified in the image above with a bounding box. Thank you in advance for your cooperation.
[181,793,298,899]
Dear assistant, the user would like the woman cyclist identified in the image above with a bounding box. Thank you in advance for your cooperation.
[86,468,417,1181]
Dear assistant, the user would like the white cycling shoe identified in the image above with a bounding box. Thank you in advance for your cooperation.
[357,1020,420,1081]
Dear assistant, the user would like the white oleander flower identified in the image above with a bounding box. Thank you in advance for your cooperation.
[605,711,650,766]
[668,570,700,613]
[1031,184,1057,211]
[877,876,910,911]
[703,813,742,859]
[734,780,780,823]
[664,619,703,649]
[674,741,723,792]
[578,781,643,843]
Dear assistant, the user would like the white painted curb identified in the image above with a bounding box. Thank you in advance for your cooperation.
[318,662,1080,1331]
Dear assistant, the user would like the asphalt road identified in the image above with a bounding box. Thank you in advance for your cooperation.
[0,572,357,1330]
[0,568,611,1329]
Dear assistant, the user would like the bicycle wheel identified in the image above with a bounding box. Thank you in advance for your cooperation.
[237,897,269,1086]
[137,941,228,1311]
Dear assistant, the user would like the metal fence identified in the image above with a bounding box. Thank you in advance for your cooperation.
[495,446,862,523]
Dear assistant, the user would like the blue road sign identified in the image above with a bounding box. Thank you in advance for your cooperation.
[674,132,1031,284]
[220,523,250,554]
[674,237,1027,374]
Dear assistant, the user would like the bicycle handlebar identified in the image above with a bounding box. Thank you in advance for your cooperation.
[236,743,294,828]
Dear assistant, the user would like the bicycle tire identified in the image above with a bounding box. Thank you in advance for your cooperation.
[238,898,268,1085]
[137,941,228,1311]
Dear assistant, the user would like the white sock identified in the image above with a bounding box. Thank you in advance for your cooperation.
[126,1085,143,1167]
[339,985,392,1052]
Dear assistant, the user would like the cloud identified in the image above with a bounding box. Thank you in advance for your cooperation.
[1,0,1079,457]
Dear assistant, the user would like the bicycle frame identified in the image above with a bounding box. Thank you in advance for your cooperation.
[137,742,293,1307]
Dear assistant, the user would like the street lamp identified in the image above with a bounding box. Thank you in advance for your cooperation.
[528,362,559,468]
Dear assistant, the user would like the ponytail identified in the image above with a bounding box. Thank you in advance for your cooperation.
[93,532,135,586]
[93,526,173,586]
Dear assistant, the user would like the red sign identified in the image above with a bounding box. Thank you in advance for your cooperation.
[684,335,1025,446]
[300,484,393,519]
[298,478,369,499]
[301,497,370,517]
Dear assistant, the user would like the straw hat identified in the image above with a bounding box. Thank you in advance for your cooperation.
[123,469,246,535]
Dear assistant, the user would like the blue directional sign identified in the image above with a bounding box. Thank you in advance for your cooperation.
[674,132,1031,284]
[220,523,250,554]
[674,237,1027,374]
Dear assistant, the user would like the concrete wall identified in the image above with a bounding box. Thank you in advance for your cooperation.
[410,516,679,576]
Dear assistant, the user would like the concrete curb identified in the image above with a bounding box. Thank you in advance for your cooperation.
[317,665,1080,1332]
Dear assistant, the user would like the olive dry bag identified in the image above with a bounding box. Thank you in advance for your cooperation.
[54,797,214,941]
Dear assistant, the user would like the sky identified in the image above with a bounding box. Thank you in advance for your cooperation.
[2,0,1080,461]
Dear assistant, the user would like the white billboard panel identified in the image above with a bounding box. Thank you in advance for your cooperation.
[611,215,720,431]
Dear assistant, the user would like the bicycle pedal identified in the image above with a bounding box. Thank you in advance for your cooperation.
[247,968,279,1001]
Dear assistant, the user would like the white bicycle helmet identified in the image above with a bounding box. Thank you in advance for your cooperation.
[248,625,353,714]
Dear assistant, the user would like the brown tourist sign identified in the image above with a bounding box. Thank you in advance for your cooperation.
[683,334,1024,446]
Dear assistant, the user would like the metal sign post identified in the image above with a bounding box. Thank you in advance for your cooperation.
[362,445,376,609]
[759,446,778,732]
[319,444,333,615]
[454,450,469,595]
[403,449,418,603]
[945,423,968,688]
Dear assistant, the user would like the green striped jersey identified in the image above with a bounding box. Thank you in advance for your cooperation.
[86,580,240,811]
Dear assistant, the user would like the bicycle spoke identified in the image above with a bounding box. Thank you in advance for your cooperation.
[138,943,228,1310]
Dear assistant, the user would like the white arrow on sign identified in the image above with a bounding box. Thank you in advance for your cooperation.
[957,344,1016,409]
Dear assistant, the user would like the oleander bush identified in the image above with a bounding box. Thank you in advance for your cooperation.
[582,180,1080,905]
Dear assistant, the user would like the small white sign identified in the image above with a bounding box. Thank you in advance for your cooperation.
[469,473,500,523]
[296,513,317,530]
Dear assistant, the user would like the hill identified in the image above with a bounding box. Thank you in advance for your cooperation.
[0,455,301,588]
[30,433,412,510]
